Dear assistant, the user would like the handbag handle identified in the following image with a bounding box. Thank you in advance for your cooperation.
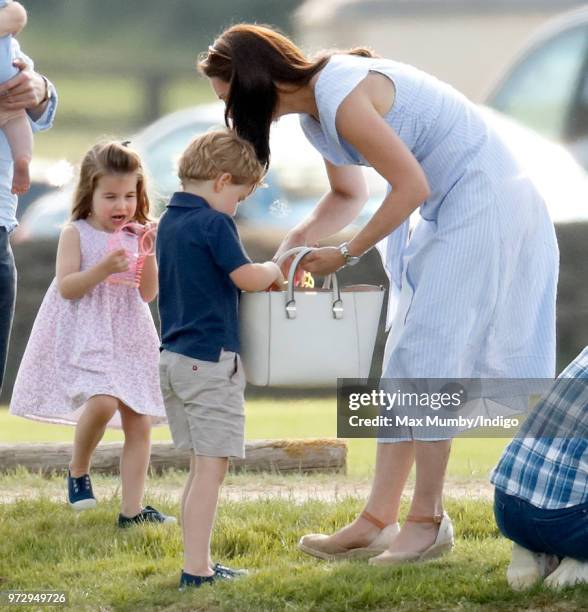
[274,246,315,268]
[277,247,343,320]
[275,247,336,290]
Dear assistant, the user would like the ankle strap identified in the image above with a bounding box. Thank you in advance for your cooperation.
[360,510,392,530]
[406,513,444,524]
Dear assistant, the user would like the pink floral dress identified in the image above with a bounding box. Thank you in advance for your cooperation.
[10,220,166,427]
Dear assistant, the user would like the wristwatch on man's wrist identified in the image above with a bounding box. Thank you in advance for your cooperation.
[39,75,51,105]
[338,241,361,267]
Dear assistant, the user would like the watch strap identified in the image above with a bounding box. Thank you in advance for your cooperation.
[39,75,51,104]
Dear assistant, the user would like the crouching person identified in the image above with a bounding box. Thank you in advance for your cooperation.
[491,347,588,589]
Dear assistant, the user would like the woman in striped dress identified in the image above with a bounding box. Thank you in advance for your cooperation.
[199,24,558,565]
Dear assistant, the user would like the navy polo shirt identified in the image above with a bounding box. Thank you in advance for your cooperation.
[156,192,251,362]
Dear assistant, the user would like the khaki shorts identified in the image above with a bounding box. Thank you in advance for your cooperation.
[159,349,246,458]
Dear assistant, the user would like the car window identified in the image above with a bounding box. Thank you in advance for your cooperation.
[490,25,588,140]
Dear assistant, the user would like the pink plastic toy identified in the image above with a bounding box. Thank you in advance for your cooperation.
[106,222,156,287]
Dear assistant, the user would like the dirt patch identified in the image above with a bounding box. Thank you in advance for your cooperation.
[0,478,493,505]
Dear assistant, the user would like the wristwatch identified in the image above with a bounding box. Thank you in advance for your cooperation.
[338,242,361,267]
[39,75,52,104]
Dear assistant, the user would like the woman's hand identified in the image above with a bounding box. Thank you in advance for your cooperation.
[273,229,308,262]
[300,247,345,275]
[273,229,313,284]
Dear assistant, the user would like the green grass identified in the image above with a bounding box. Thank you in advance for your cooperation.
[34,77,216,160]
[1,400,585,609]
[51,75,213,122]
[34,127,111,162]
[1,494,586,611]
[52,77,143,122]
[2,400,507,480]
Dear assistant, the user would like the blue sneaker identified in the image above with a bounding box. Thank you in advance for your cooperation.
[178,564,245,590]
[178,571,215,590]
[67,470,97,511]
[213,563,249,578]
[117,505,177,528]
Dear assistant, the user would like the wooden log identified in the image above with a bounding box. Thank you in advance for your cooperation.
[0,439,347,475]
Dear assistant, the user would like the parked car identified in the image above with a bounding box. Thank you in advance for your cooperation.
[12,99,588,245]
[486,6,588,171]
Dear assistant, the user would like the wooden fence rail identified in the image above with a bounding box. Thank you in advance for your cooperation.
[0,439,347,475]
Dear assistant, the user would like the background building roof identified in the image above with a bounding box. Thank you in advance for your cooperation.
[297,0,587,23]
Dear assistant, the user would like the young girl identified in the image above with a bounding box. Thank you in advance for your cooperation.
[10,141,175,527]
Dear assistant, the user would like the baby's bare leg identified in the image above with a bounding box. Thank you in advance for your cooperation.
[3,112,32,194]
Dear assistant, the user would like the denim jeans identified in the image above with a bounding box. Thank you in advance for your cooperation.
[0,226,16,394]
[494,487,588,560]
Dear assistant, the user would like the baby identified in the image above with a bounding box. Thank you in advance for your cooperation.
[0,0,32,194]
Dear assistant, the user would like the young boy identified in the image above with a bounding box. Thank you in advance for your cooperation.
[156,129,284,589]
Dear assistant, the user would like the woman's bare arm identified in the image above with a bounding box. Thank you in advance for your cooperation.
[301,76,430,274]
[335,79,430,258]
[275,161,368,259]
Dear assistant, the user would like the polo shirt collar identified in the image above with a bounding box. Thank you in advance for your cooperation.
[168,191,210,209]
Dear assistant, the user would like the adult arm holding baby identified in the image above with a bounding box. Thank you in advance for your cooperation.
[0,0,57,396]
[0,0,57,194]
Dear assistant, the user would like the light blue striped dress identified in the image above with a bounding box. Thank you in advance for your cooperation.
[300,55,559,439]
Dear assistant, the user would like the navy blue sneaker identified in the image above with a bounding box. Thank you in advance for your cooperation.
[117,505,177,528]
[179,564,246,590]
[178,571,215,590]
[67,470,97,511]
[213,563,249,578]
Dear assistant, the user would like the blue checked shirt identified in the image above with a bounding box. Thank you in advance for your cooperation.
[490,347,588,509]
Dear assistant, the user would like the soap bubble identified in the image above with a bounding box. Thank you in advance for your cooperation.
[269,199,291,218]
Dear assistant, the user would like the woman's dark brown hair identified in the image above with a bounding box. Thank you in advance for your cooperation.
[71,141,151,224]
[198,24,375,167]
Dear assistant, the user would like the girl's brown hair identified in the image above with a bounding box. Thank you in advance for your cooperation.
[198,23,376,166]
[71,141,151,224]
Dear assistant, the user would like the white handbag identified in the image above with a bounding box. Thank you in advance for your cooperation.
[239,247,385,387]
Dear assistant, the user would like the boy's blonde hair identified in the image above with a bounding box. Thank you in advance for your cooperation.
[178,129,266,187]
